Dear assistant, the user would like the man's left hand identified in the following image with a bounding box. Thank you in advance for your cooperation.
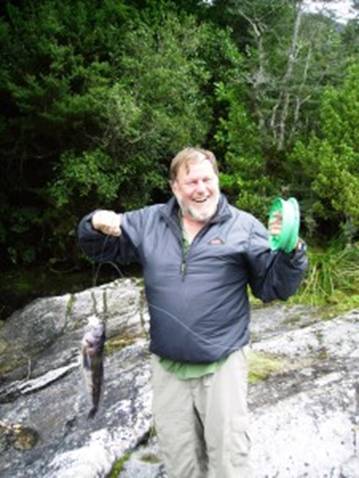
[268,212,282,236]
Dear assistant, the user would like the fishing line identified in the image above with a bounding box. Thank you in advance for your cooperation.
[93,261,124,288]
[91,230,126,288]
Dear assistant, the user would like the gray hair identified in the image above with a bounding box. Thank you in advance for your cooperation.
[169,147,219,182]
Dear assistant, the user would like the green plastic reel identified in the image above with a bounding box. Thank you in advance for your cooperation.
[268,197,300,253]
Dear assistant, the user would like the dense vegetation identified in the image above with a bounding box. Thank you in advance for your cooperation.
[0,0,358,306]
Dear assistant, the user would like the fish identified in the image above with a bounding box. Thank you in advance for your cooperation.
[81,316,106,419]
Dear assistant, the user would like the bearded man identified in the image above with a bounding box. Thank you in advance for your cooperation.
[78,147,308,478]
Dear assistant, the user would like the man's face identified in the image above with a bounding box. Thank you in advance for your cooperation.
[171,159,220,223]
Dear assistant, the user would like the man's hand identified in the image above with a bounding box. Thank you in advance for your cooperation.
[91,210,121,236]
[268,212,305,252]
[268,211,282,236]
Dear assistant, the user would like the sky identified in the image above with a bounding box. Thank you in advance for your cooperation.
[303,0,357,23]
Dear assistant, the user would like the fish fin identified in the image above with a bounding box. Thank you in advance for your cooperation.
[82,352,91,370]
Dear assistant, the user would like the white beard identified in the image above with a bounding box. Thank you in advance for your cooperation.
[177,193,220,223]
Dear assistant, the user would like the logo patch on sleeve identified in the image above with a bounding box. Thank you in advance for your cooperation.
[208,237,225,245]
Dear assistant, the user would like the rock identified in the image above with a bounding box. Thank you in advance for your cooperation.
[119,437,166,478]
[0,279,152,478]
[246,307,359,477]
[0,339,153,478]
[119,305,359,478]
[0,278,148,391]
[0,281,358,477]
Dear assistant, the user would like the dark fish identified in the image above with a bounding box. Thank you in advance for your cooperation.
[81,316,106,419]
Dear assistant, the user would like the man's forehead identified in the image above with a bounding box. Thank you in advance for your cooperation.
[178,158,216,177]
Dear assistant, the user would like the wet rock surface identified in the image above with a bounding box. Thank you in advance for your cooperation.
[0,281,358,477]
[0,279,152,478]
[249,306,359,478]
[120,305,359,478]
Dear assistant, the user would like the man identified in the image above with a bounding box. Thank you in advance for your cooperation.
[78,147,308,478]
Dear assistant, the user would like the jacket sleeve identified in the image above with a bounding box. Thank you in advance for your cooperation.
[77,212,139,264]
[245,218,308,302]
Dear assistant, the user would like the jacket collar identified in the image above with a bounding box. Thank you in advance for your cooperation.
[159,193,232,226]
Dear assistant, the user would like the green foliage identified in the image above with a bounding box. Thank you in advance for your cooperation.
[0,0,358,274]
[215,82,276,220]
[0,0,134,265]
[99,14,213,208]
[295,243,359,310]
[211,1,347,222]
[248,350,287,384]
[49,150,121,207]
[289,62,359,238]
[106,453,131,478]
[341,17,359,61]
[0,206,42,265]
[217,0,343,150]
[0,1,220,264]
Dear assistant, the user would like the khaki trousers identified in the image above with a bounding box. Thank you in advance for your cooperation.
[151,349,252,478]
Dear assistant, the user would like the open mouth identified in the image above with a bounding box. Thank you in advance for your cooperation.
[193,197,209,204]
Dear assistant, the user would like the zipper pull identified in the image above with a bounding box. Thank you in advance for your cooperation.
[180,260,187,277]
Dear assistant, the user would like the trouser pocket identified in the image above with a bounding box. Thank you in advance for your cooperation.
[229,418,251,467]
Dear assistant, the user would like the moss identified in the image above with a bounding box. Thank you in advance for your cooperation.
[104,334,139,356]
[283,313,303,326]
[248,351,287,384]
[317,347,329,360]
[139,452,161,464]
[66,294,76,319]
[106,452,131,478]
[12,425,39,450]
[0,423,39,451]
[0,338,8,355]
[248,292,263,308]
[0,356,26,376]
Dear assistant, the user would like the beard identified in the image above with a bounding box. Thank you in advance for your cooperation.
[177,192,220,223]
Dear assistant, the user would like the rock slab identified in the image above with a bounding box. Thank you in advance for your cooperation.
[0,282,358,478]
[121,305,359,478]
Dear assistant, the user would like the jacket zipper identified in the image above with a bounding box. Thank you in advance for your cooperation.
[181,237,189,279]
[180,224,212,280]
[160,206,225,280]
[180,259,187,278]
[161,214,187,278]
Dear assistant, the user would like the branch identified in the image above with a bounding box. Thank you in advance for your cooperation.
[277,5,304,150]
[288,45,313,143]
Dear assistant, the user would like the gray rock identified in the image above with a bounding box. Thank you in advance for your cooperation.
[1,340,153,478]
[0,279,358,478]
[0,279,151,478]
[0,278,148,390]
[119,437,166,478]
[120,306,359,478]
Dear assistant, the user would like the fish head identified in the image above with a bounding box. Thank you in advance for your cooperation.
[81,316,106,356]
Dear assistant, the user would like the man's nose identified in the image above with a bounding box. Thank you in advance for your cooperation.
[195,180,206,192]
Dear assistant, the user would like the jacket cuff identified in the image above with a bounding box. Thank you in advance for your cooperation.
[286,238,307,261]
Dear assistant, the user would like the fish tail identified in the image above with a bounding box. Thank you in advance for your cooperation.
[87,406,98,419]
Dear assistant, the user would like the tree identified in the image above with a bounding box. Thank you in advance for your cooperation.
[0,1,238,265]
[50,13,213,212]
[211,0,348,223]
[289,62,359,242]
[0,0,134,264]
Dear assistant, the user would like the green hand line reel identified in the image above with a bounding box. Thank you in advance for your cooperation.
[268,197,300,253]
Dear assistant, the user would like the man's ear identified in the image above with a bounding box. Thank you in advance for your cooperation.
[170,179,178,195]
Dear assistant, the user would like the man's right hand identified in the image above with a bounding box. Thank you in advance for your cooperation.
[91,210,122,236]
